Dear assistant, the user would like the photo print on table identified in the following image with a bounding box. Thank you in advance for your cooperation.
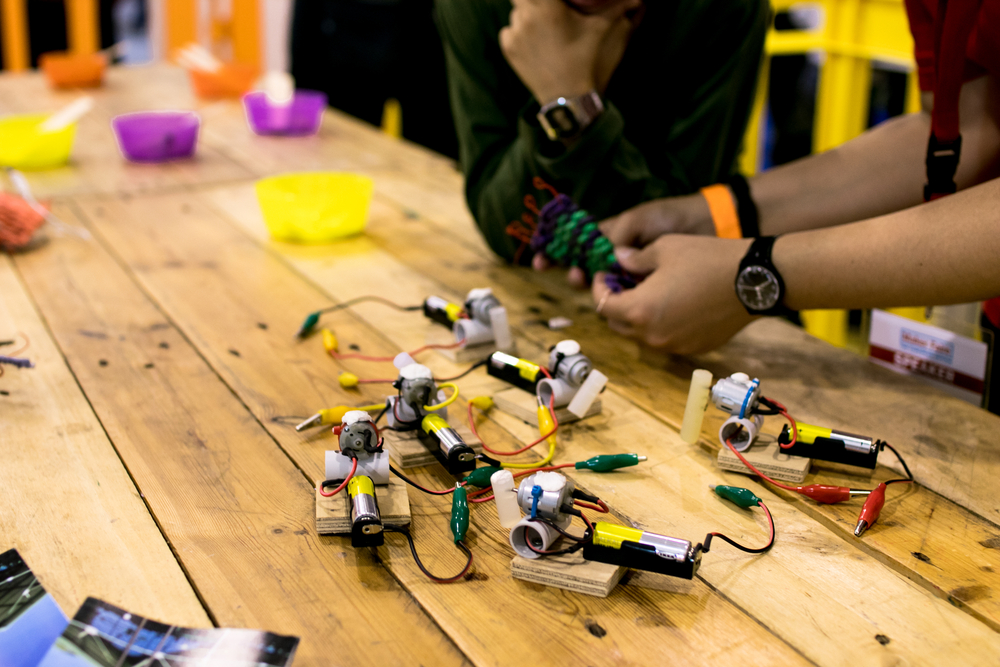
[0,548,69,667]
[36,597,299,667]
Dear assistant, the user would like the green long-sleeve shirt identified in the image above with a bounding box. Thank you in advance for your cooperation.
[436,0,768,262]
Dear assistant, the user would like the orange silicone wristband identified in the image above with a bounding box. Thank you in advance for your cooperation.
[701,184,741,239]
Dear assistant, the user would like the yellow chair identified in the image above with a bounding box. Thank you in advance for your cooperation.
[1,0,102,73]
[739,0,922,347]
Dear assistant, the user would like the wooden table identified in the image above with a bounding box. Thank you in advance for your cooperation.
[3,64,999,667]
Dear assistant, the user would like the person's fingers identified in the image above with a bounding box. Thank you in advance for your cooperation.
[614,241,665,276]
[532,253,550,271]
[591,271,633,323]
[567,266,587,289]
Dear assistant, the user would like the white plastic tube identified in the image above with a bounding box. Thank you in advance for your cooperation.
[453,318,493,346]
[536,378,575,409]
[325,451,390,485]
[490,306,513,351]
[567,369,607,418]
[680,369,713,444]
[491,470,521,529]
[718,414,764,452]
[509,515,569,559]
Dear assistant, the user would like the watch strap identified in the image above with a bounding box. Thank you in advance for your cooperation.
[537,91,604,141]
[736,236,795,316]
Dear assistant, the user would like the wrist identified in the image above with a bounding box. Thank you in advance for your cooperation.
[534,80,597,108]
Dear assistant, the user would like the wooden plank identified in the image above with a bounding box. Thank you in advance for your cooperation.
[69,191,813,667]
[197,184,1000,643]
[0,255,208,626]
[11,203,469,667]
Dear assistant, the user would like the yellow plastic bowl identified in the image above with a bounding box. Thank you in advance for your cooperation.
[0,114,76,170]
[256,173,374,243]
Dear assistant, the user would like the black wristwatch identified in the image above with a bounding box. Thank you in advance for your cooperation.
[735,236,793,316]
[537,91,604,141]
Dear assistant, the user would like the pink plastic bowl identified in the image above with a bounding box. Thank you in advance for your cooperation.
[242,90,327,136]
[111,111,200,162]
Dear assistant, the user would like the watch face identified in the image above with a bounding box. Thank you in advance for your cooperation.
[544,104,580,137]
[736,266,781,311]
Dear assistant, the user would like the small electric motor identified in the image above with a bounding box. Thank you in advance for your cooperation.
[327,411,390,484]
[508,472,576,559]
[454,288,513,350]
[536,340,608,418]
[348,476,384,547]
[338,410,381,457]
[711,372,764,451]
[387,363,446,429]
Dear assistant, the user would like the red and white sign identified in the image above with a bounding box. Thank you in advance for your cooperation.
[869,309,988,406]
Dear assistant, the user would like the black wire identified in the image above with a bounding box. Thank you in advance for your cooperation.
[318,296,423,315]
[698,502,775,555]
[522,525,588,556]
[879,441,914,485]
[434,358,489,382]
[321,477,347,490]
[385,527,473,582]
[372,405,388,426]
[527,517,590,543]
[476,453,503,468]
[752,397,781,416]
[389,465,459,495]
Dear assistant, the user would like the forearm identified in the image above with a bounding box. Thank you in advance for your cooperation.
[778,177,1000,310]
[755,75,1000,236]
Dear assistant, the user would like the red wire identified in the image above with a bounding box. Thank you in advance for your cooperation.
[764,397,799,449]
[574,499,609,513]
[469,394,559,456]
[532,176,559,197]
[424,548,474,583]
[357,378,395,384]
[318,458,357,497]
[725,438,801,492]
[330,338,467,363]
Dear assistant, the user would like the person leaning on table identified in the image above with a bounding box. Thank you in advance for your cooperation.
[435,0,769,262]
[577,0,1000,369]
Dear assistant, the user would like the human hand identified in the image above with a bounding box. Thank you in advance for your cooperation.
[499,0,641,106]
[591,235,755,354]
[532,191,715,288]
[600,193,716,249]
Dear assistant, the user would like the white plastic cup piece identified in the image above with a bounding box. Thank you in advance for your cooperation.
[453,318,493,347]
[491,470,521,529]
[567,369,607,418]
[510,515,564,559]
[718,414,764,451]
[680,369,713,444]
[536,378,575,409]
[393,352,416,370]
[325,450,390,485]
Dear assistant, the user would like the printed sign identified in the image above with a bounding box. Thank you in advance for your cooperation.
[869,309,989,405]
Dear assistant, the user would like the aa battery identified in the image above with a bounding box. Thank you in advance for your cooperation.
[486,351,542,392]
[348,476,384,548]
[582,522,701,579]
[778,423,879,469]
[421,415,477,473]
[423,296,464,329]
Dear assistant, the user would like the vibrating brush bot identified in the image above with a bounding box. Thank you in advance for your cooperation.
[488,340,608,420]
[424,288,514,354]
[681,370,915,537]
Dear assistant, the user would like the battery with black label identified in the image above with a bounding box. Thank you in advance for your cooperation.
[423,296,464,329]
[486,351,542,393]
[348,476,384,547]
[582,522,702,579]
[778,423,879,469]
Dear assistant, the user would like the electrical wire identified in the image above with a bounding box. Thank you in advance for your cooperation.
[468,394,559,457]
[761,396,798,448]
[329,338,467,364]
[700,500,775,554]
[316,296,423,316]
[390,465,465,495]
[574,499,609,514]
[386,527,474,583]
[880,441,915,485]
[434,358,489,382]
[424,383,459,411]
[319,458,357,497]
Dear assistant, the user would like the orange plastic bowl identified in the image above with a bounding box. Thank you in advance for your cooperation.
[189,63,258,99]
[40,52,107,89]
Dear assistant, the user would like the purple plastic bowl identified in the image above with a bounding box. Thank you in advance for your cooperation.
[242,90,327,136]
[112,111,200,162]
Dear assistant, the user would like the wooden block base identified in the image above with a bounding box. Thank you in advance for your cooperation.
[316,473,411,535]
[385,425,483,469]
[493,387,601,426]
[716,438,810,483]
[511,551,625,598]
[425,330,515,364]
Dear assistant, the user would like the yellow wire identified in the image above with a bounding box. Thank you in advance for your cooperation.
[424,382,459,411]
[502,439,556,469]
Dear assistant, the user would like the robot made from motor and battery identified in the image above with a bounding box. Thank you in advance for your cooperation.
[682,370,915,537]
